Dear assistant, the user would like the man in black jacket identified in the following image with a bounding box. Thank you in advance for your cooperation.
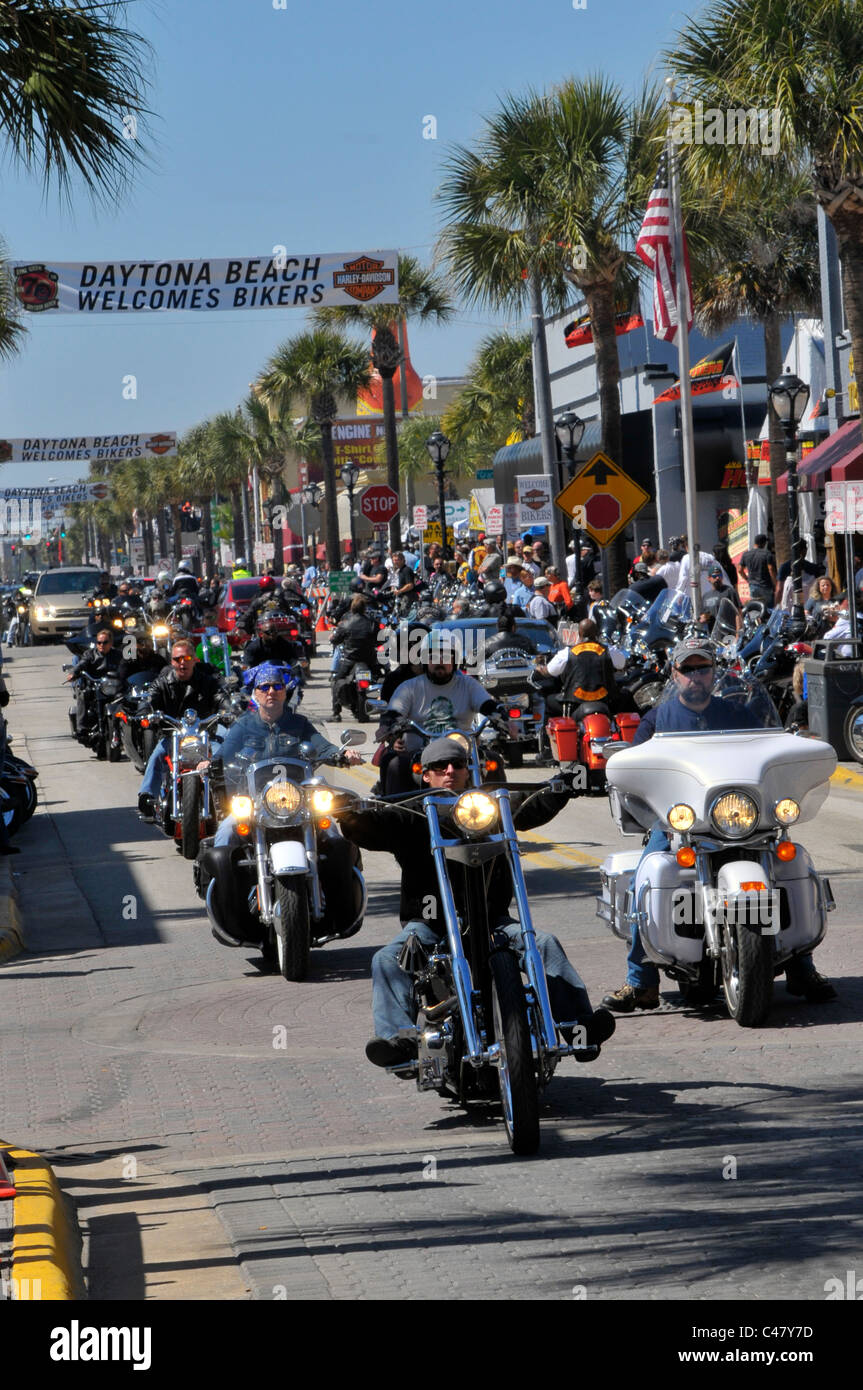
[330,595,381,717]
[68,627,124,736]
[337,736,615,1068]
[137,637,228,818]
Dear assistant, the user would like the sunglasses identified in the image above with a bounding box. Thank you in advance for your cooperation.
[677,663,714,676]
[256,683,285,693]
[96,639,111,646]
[426,758,467,772]
[171,654,194,663]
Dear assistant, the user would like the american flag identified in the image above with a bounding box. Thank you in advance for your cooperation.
[635,152,693,344]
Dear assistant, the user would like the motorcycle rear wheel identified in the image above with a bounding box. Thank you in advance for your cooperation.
[274,879,310,982]
[489,950,540,1155]
[720,918,773,1026]
[181,774,202,861]
[843,705,863,765]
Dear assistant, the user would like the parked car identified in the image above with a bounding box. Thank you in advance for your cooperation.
[29,566,101,642]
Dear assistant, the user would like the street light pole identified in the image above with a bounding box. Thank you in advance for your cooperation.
[554,410,586,593]
[425,429,451,559]
[302,482,323,565]
[769,373,810,634]
[341,459,359,566]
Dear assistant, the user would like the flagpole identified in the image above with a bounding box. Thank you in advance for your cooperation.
[666,79,701,625]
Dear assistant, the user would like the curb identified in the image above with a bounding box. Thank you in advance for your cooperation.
[831,763,863,791]
[0,859,22,964]
[0,1141,84,1300]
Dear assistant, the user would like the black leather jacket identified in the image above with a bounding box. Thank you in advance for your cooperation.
[145,661,227,721]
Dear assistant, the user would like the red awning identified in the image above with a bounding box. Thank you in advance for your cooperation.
[777,418,863,493]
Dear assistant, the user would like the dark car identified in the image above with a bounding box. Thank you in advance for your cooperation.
[431,616,559,669]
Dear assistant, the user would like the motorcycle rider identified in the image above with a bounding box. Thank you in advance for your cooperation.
[536,618,620,719]
[241,576,288,636]
[330,595,380,719]
[242,613,305,670]
[67,628,123,739]
[334,736,615,1069]
[602,637,836,1010]
[377,630,504,793]
[137,637,228,819]
[484,612,537,659]
[232,557,251,579]
[94,571,118,601]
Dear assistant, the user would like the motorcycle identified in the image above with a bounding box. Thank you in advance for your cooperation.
[545,698,641,792]
[110,669,159,772]
[66,667,125,761]
[596,670,837,1026]
[150,708,223,859]
[341,717,593,1156]
[195,728,366,980]
[479,645,543,768]
[168,594,203,633]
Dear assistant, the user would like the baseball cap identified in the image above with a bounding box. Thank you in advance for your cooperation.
[420,736,469,768]
[535,576,551,589]
[707,565,723,578]
[672,637,715,668]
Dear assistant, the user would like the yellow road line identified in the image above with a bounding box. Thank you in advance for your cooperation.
[831,764,863,790]
[1,1141,82,1300]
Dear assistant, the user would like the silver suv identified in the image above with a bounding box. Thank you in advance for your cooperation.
[30,567,101,641]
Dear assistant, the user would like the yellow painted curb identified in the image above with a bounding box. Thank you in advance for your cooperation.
[1,1141,84,1300]
[831,764,863,790]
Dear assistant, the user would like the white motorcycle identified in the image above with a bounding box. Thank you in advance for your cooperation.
[597,671,837,1026]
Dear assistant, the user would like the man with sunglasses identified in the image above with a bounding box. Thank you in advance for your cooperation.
[67,627,123,742]
[137,637,228,819]
[603,638,835,1009]
[335,736,615,1070]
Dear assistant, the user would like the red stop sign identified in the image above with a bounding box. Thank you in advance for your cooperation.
[359,484,399,523]
[585,493,621,531]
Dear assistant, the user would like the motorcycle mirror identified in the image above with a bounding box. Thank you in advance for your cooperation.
[340,729,366,747]
[298,741,315,759]
[183,707,197,721]
[366,698,387,713]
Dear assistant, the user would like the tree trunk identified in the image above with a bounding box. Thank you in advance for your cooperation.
[321,421,342,569]
[270,475,286,577]
[201,499,214,578]
[830,206,863,452]
[763,312,790,569]
[241,474,252,565]
[156,508,169,565]
[170,503,183,564]
[141,510,154,569]
[229,486,244,559]
[405,469,416,517]
[586,279,627,592]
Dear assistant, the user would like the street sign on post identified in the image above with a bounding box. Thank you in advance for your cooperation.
[413,504,428,530]
[554,450,648,549]
[517,475,554,526]
[360,484,399,527]
[328,570,354,595]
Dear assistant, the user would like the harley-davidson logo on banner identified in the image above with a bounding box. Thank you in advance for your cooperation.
[653,340,738,404]
[564,306,645,349]
[12,251,399,314]
[0,432,177,462]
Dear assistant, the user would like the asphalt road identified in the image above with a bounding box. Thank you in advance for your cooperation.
[2,642,863,1302]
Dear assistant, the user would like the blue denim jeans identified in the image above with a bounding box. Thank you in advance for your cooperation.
[626,825,816,989]
[139,737,170,800]
[372,919,592,1040]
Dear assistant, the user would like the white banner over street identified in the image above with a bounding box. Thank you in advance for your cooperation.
[0,432,176,463]
[0,481,110,502]
[13,251,399,315]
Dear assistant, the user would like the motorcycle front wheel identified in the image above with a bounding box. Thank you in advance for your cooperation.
[274,879,310,982]
[720,918,773,1026]
[489,950,540,1155]
[181,774,202,860]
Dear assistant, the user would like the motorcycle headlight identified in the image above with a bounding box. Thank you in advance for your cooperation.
[263,780,302,817]
[230,795,253,820]
[112,618,123,629]
[179,736,206,760]
[710,791,758,839]
[151,625,170,638]
[454,791,497,835]
[774,797,800,826]
[124,616,137,628]
[311,787,335,815]
[667,803,696,832]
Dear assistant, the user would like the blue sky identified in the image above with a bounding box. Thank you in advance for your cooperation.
[0,0,691,486]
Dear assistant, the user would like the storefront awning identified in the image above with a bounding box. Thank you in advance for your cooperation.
[777,418,863,493]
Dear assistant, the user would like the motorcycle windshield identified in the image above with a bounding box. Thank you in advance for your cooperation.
[639,589,693,640]
[610,590,649,624]
[652,668,782,734]
[709,597,741,649]
[222,732,314,796]
[246,757,309,800]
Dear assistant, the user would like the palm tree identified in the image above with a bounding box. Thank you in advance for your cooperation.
[689,165,821,565]
[255,329,371,569]
[313,254,454,549]
[0,239,25,359]
[437,78,667,590]
[442,330,534,473]
[668,0,863,449]
[0,0,151,205]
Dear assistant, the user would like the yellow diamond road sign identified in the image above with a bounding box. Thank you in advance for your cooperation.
[554,450,649,548]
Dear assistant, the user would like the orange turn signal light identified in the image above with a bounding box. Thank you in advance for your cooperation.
[237,822,250,837]
[318,817,331,830]
[676,847,696,867]
[776,841,797,862]
[485,759,499,773]
[740,881,767,891]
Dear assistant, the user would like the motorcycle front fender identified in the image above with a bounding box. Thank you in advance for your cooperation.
[715,860,781,939]
[269,839,308,875]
